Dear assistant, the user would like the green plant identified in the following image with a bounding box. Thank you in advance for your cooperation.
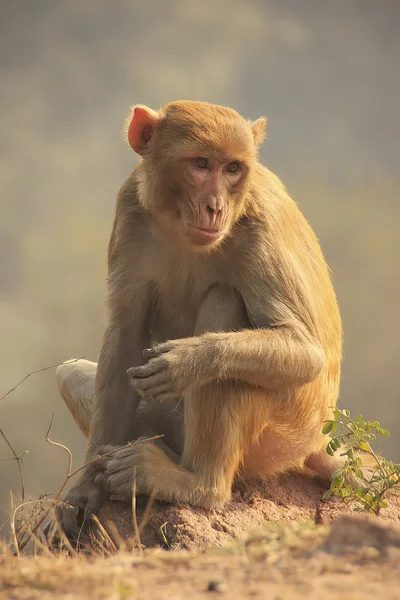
[322,408,400,515]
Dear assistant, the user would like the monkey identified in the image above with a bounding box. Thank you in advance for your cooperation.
[55,100,343,540]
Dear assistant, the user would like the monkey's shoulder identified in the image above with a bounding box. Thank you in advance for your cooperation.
[115,170,144,217]
[245,166,322,249]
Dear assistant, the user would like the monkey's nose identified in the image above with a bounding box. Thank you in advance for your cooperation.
[206,200,224,216]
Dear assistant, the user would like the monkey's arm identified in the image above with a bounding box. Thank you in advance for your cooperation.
[57,279,151,540]
[201,262,324,391]
[58,205,153,538]
[203,324,323,390]
[130,294,323,403]
[86,312,151,459]
[130,317,323,398]
[86,196,153,457]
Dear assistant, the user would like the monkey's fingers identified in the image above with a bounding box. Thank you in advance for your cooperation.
[95,444,126,466]
[127,358,167,379]
[143,344,171,360]
[97,444,120,455]
[103,455,135,476]
[110,492,132,502]
[148,387,175,402]
[102,465,133,496]
[132,381,173,400]
[84,488,106,516]
[57,502,88,543]
[94,472,106,488]
[96,440,154,470]
[130,373,168,390]
[60,510,82,542]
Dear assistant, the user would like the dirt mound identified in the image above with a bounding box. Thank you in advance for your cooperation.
[97,473,400,550]
[5,515,400,600]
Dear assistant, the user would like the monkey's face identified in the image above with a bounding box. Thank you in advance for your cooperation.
[156,153,250,251]
[126,101,266,252]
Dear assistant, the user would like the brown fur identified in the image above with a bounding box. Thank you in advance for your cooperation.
[56,101,342,538]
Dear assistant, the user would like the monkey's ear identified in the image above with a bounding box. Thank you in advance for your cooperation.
[251,117,267,146]
[126,105,160,155]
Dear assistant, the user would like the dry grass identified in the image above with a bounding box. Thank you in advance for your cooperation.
[1,519,400,600]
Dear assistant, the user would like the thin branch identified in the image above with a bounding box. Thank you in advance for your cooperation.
[365,444,384,473]
[10,492,20,557]
[131,467,143,556]
[0,356,85,404]
[17,415,163,552]
[0,358,83,503]
[0,451,28,463]
[138,489,157,536]
[0,428,26,501]
[46,413,73,477]
[69,435,164,481]
[91,515,118,554]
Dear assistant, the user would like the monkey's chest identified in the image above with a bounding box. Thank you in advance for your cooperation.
[149,271,215,342]
[150,289,203,342]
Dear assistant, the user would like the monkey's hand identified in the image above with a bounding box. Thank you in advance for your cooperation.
[55,472,108,542]
[128,337,208,401]
[94,441,161,502]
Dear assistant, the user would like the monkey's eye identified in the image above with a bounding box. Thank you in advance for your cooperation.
[193,157,209,169]
[225,161,240,174]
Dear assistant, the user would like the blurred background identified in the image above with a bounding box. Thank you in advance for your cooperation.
[0,0,399,528]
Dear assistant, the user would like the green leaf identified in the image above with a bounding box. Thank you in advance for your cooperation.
[379,429,390,437]
[358,441,371,452]
[322,421,334,434]
[326,442,335,456]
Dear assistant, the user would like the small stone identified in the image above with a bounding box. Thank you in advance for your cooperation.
[207,579,227,593]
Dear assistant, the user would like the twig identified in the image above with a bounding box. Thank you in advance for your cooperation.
[0,428,26,501]
[102,520,125,552]
[131,467,143,555]
[46,414,73,477]
[0,451,28,463]
[91,515,118,554]
[10,492,20,557]
[17,415,163,552]
[12,498,50,544]
[138,488,157,536]
[0,356,84,404]
[0,358,84,503]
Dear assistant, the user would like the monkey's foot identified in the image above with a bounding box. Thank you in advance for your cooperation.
[94,440,159,502]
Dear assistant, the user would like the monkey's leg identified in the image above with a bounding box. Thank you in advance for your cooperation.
[56,358,183,542]
[57,358,184,455]
[56,359,97,437]
[100,284,266,509]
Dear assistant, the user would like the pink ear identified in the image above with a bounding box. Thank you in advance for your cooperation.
[127,106,159,155]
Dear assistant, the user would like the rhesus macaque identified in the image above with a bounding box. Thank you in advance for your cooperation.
[56,100,342,539]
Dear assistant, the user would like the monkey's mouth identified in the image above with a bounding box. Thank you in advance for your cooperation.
[187,223,223,242]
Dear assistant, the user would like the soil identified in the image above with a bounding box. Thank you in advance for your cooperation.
[2,473,400,599]
[2,514,400,599]
[98,472,400,550]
